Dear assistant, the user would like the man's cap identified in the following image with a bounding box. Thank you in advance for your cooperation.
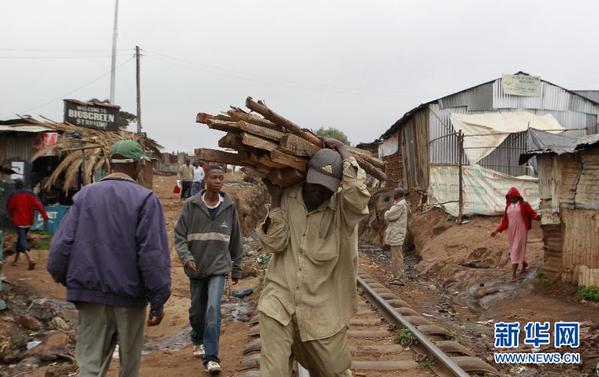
[110,140,150,163]
[306,148,343,193]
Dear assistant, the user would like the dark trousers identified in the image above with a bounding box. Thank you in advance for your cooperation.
[181,181,192,199]
[16,227,30,252]
[189,275,225,363]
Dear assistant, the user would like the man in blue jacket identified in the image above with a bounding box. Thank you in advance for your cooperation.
[48,140,171,377]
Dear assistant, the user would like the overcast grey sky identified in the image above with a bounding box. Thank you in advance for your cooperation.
[2,1,599,152]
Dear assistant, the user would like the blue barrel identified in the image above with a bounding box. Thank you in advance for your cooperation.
[31,205,70,235]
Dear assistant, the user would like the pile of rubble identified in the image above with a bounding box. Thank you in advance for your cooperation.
[0,283,77,376]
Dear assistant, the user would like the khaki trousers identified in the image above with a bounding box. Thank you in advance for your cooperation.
[259,313,353,377]
[390,245,404,278]
[76,302,146,377]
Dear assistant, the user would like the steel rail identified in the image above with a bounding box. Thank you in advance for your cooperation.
[357,276,470,377]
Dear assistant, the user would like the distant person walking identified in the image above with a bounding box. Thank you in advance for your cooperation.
[491,187,540,282]
[191,161,205,196]
[257,138,370,377]
[7,179,48,270]
[48,140,172,377]
[178,158,194,200]
[384,187,409,281]
[175,164,243,375]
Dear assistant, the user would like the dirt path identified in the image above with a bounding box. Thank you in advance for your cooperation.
[3,175,256,376]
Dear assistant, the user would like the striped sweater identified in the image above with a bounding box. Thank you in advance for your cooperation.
[174,191,242,279]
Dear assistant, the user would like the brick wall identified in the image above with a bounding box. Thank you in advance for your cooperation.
[383,149,403,189]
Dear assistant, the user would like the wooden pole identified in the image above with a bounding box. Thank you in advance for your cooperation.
[135,45,142,135]
[457,131,464,223]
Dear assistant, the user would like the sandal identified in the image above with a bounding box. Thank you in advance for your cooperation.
[28,261,36,270]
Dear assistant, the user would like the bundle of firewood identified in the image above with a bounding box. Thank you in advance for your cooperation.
[195,97,386,187]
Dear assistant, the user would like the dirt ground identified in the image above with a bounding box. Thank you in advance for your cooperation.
[2,173,263,376]
[3,175,599,376]
[360,205,599,375]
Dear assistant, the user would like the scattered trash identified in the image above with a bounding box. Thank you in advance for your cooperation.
[26,341,41,350]
[231,288,254,299]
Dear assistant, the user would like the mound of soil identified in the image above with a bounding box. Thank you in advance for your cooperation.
[409,208,544,291]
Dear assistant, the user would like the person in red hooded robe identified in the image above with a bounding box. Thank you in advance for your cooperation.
[491,187,540,282]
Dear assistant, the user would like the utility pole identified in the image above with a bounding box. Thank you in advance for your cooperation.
[135,45,142,135]
[109,0,120,103]
[457,130,464,223]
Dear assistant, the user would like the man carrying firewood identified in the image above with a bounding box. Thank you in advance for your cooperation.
[257,137,371,377]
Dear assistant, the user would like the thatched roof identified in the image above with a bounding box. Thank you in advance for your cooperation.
[19,116,162,191]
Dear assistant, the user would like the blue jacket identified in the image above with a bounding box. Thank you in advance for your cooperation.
[48,174,171,315]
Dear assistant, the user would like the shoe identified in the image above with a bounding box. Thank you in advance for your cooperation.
[204,361,221,374]
[28,261,36,270]
[192,344,205,358]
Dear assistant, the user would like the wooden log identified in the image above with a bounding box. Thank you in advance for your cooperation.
[246,97,323,147]
[267,168,305,187]
[279,134,385,170]
[237,121,285,142]
[354,155,387,181]
[241,133,279,152]
[195,148,252,166]
[226,108,280,130]
[206,119,242,133]
[279,133,320,157]
[270,149,308,173]
[258,155,288,169]
[238,150,260,166]
[241,167,269,178]
[196,112,233,125]
[218,133,243,149]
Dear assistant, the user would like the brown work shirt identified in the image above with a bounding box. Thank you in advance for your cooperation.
[178,164,194,182]
[257,157,371,341]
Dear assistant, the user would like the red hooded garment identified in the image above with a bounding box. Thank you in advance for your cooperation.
[495,187,538,233]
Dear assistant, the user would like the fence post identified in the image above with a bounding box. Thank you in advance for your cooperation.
[457,131,464,223]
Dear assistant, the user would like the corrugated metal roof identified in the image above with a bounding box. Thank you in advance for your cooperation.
[381,72,599,140]
[0,125,52,133]
[520,129,599,164]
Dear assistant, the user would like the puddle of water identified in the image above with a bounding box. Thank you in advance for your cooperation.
[142,296,255,353]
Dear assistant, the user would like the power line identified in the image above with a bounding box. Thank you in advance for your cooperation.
[143,50,438,99]
[0,48,131,53]
[6,58,134,118]
[0,54,130,60]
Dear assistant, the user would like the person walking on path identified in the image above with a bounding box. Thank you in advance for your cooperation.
[191,161,205,196]
[384,187,409,281]
[47,140,172,377]
[174,164,243,375]
[7,179,48,270]
[491,187,540,282]
[257,138,370,377]
[178,158,194,200]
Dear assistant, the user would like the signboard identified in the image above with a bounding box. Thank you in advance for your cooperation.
[501,74,542,97]
[64,99,120,131]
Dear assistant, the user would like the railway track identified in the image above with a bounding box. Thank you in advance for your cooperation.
[237,272,499,376]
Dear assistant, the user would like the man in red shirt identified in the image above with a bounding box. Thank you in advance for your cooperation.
[7,180,48,270]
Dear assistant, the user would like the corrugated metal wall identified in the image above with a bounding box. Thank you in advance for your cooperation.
[428,103,467,165]
[425,78,599,177]
[400,110,429,190]
[478,132,530,176]
[0,134,35,162]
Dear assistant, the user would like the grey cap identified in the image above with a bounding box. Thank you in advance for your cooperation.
[306,148,343,192]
